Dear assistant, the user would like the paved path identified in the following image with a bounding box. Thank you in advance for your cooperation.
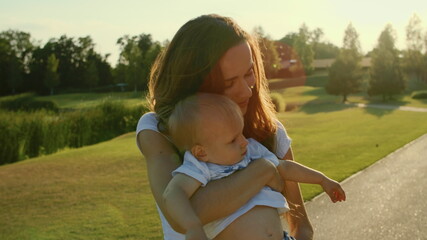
[304,133,427,240]
[346,102,427,112]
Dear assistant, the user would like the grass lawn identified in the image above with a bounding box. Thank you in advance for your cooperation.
[346,91,427,108]
[279,104,427,199]
[0,133,162,240]
[274,86,427,109]
[35,91,147,109]
[1,104,427,239]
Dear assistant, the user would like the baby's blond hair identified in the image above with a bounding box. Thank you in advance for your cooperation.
[168,93,243,151]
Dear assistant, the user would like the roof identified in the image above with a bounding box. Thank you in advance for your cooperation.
[313,57,371,69]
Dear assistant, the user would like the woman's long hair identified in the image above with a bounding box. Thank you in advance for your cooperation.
[148,14,278,151]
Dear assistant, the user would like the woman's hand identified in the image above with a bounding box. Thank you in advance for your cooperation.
[282,147,314,240]
[190,156,284,224]
[292,225,314,240]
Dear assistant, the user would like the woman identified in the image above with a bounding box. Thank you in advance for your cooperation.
[136,14,313,240]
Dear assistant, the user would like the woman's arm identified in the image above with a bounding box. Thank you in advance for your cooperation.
[281,147,314,240]
[190,157,283,224]
[163,174,207,240]
[137,129,282,232]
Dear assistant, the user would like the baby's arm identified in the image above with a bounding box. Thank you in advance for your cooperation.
[277,160,346,202]
[162,174,208,240]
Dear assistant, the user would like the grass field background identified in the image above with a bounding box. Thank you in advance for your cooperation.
[35,92,147,109]
[1,86,427,239]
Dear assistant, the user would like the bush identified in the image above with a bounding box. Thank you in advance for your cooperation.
[412,91,427,99]
[22,117,45,158]
[0,113,24,165]
[270,92,286,112]
[0,93,59,112]
[0,101,148,165]
[67,110,95,148]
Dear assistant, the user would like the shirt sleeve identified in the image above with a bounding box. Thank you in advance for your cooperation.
[172,151,211,187]
[275,120,292,159]
[136,112,159,134]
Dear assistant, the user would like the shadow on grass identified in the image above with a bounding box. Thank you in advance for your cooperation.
[362,105,396,117]
[298,102,352,114]
[364,95,411,107]
[301,87,328,97]
[298,101,399,117]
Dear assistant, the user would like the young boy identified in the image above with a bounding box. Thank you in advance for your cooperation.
[163,93,346,240]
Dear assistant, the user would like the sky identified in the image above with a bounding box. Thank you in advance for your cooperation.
[1,0,426,65]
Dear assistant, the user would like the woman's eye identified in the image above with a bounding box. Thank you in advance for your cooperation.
[245,69,254,77]
[224,80,234,88]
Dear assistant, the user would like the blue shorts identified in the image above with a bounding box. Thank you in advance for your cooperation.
[283,231,296,240]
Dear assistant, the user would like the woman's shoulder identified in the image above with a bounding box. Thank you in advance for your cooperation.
[274,119,292,159]
[274,119,289,138]
[136,112,159,134]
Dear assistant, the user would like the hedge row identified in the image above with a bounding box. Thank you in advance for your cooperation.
[0,93,59,112]
[412,91,427,99]
[0,101,147,165]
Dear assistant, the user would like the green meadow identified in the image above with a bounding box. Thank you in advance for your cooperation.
[1,86,427,239]
[35,92,147,109]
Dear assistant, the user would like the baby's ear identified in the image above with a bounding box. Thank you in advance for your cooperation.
[191,145,208,162]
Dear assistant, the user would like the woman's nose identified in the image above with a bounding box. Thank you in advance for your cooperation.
[237,78,253,98]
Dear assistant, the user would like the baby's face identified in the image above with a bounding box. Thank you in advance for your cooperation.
[200,117,248,165]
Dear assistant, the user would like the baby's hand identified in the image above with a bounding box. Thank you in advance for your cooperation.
[321,177,346,203]
[186,226,209,240]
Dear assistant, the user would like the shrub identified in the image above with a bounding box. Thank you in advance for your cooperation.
[270,92,286,112]
[0,93,59,112]
[412,91,427,99]
[22,117,45,158]
[45,116,71,154]
[18,110,67,159]
[67,110,95,148]
[0,113,24,165]
[0,100,148,165]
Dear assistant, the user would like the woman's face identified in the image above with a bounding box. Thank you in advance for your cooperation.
[219,41,256,115]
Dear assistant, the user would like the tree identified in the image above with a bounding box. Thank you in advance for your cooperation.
[313,42,340,59]
[279,32,299,46]
[95,54,113,87]
[7,57,23,94]
[0,30,34,94]
[293,24,314,74]
[325,23,363,102]
[403,14,425,82]
[279,25,315,75]
[0,30,34,72]
[83,59,99,89]
[44,54,60,95]
[343,23,363,57]
[29,35,111,93]
[45,35,83,89]
[368,24,405,100]
[253,26,280,78]
[116,34,162,92]
[127,44,143,92]
[309,27,324,59]
[0,38,10,95]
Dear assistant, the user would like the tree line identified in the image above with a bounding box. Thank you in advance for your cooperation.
[0,32,162,96]
[1,14,426,98]
[325,14,427,102]
[257,14,427,101]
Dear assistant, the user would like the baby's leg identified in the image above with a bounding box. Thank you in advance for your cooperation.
[214,206,284,240]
